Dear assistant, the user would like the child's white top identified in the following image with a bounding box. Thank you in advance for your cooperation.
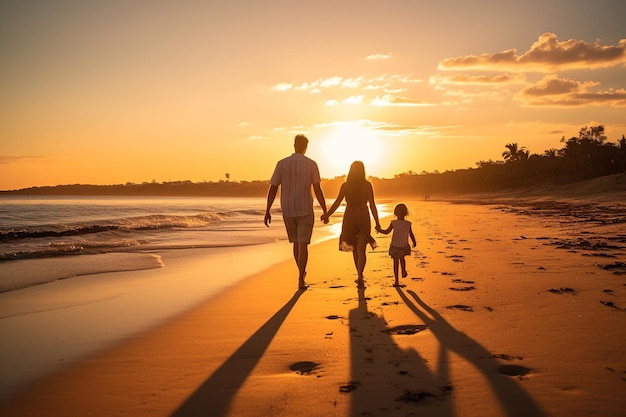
[390,219,412,247]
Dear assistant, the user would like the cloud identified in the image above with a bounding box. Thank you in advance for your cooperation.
[341,78,363,88]
[271,74,426,108]
[320,76,343,88]
[371,94,433,107]
[271,82,293,92]
[342,95,364,104]
[313,119,419,135]
[430,73,526,86]
[323,96,365,106]
[365,53,392,60]
[0,154,44,164]
[438,33,626,72]
[521,75,598,96]
[271,74,421,94]
[314,119,387,129]
[520,75,626,107]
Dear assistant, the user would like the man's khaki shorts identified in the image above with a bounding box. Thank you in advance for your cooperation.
[283,213,314,243]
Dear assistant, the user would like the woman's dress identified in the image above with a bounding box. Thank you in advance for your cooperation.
[339,181,377,251]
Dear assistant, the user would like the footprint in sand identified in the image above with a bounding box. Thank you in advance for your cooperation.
[289,361,321,376]
[449,286,476,291]
[385,324,428,335]
[450,279,476,291]
[339,381,361,393]
[452,279,475,284]
[397,385,453,404]
[547,287,575,294]
[605,366,626,382]
[599,261,626,275]
[396,389,438,404]
[498,364,532,378]
[492,353,524,361]
[440,254,464,263]
[599,300,622,309]
[446,305,474,312]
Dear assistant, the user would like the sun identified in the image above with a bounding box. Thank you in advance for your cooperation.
[321,123,383,176]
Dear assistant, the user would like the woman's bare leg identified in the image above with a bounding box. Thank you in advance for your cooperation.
[355,234,367,285]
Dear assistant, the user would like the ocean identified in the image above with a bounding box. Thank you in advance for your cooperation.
[0,195,286,261]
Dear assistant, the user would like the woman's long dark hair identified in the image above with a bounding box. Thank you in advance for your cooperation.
[346,160,366,184]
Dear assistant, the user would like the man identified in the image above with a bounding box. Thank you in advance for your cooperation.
[265,134,327,289]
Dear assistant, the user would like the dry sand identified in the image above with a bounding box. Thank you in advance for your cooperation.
[1,180,625,417]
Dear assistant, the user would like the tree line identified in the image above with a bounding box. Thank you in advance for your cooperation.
[370,125,626,197]
[3,125,625,197]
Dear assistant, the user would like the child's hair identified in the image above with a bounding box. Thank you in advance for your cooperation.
[394,203,408,218]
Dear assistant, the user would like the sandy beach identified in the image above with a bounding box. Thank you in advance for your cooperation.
[1,182,625,416]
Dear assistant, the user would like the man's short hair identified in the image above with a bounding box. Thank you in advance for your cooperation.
[294,134,309,149]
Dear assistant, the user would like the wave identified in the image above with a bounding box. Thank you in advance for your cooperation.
[0,239,143,261]
[0,206,280,262]
[0,209,265,242]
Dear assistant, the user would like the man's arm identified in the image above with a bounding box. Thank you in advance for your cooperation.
[313,183,327,216]
[321,184,346,223]
[264,184,278,227]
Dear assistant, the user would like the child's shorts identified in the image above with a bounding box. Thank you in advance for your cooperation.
[389,244,411,259]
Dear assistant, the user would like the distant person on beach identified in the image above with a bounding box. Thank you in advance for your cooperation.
[265,134,328,290]
[376,203,416,287]
[321,161,381,288]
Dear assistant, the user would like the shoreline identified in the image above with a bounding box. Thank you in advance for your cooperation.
[2,197,625,416]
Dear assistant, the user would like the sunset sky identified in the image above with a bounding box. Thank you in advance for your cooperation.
[1,0,625,190]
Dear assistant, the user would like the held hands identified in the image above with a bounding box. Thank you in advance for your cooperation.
[320,212,329,224]
[375,224,383,233]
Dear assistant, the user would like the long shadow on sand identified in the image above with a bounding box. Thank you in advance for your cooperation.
[397,288,547,417]
[170,289,304,417]
[348,286,454,416]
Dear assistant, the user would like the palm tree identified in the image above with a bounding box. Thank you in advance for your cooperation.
[544,149,558,158]
[502,143,527,162]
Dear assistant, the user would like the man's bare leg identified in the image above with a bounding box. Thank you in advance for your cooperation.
[293,242,309,289]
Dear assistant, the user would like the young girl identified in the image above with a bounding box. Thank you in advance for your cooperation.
[376,203,416,287]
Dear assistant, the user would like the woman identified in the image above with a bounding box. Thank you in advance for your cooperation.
[321,161,381,287]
